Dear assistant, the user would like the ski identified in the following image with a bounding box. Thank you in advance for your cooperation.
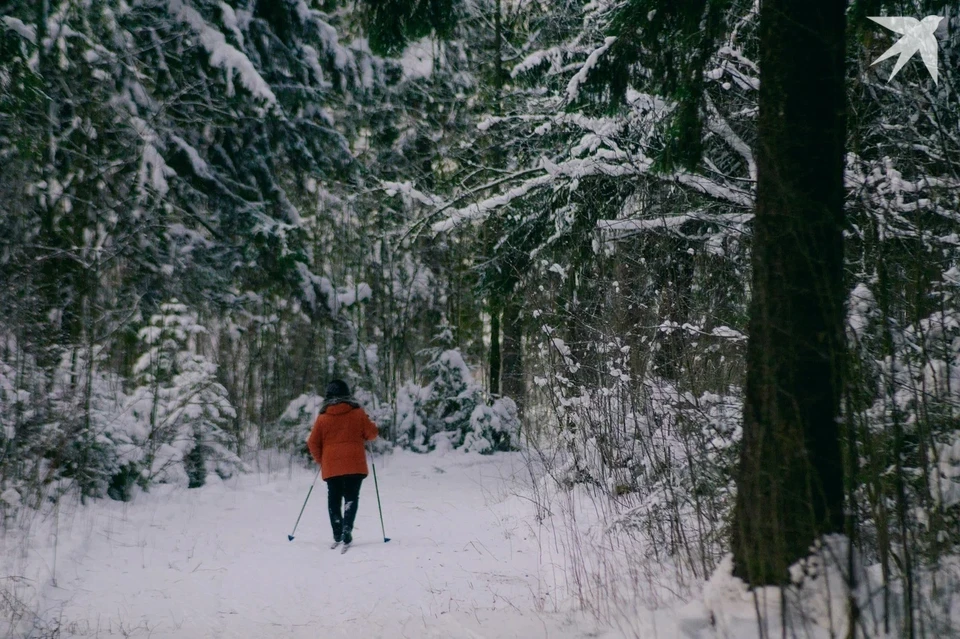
[330,541,341,550]
[340,542,352,554]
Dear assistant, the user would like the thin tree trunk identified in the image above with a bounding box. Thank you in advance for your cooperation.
[732,0,847,585]
[490,307,501,394]
[494,0,503,109]
[654,235,693,380]
[501,293,524,415]
[487,0,505,396]
[878,254,915,637]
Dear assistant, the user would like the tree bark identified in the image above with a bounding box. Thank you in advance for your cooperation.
[501,293,524,415]
[489,306,501,394]
[732,0,847,585]
[487,0,505,398]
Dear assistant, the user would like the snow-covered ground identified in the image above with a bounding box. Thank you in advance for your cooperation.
[6,449,914,639]
[1,451,621,638]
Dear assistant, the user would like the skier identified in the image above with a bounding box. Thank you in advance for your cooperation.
[306,379,379,550]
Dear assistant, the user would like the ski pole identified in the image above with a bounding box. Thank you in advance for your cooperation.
[372,462,390,542]
[288,468,321,541]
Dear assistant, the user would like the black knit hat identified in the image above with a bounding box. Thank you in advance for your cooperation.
[324,379,351,400]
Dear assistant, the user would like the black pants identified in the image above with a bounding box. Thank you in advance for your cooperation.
[326,474,364,542]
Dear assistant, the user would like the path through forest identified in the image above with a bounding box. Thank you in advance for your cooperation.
[2,451,618,638]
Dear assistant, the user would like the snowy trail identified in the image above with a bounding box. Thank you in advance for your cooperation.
[2,452,615,638]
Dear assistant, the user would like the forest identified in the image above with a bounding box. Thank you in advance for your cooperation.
[1,0,959,637]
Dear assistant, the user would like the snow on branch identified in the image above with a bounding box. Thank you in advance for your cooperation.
[705,96,756,182]
[295,262,337,315]
[432,172,558,233]
[597,212,753,235]
[566,37,616,103]
[432,148,754,233]
[512,46,565,78]
[168,0,277,107]
[512,43,594,79]
[131,117,175,196]
[170,135,212,180]
[707,46,760,91]
[478,112,626,143]
[382,180,445,207]
[2,16,36,43]
[432,154,646,233]
[676,172,754,207]
[845,153,960,233]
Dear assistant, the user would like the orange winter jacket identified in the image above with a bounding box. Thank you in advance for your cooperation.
[307,403,379,480]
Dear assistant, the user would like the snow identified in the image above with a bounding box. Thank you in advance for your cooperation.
[566,37,616,103]
[382,180,444,207]
[597,212,753,234]
[300,44,328,86]
[931,433,960,508]
[705,98,756,182]
[432,151,753,233]
[141,142,174,195]
[279,393,325,425]
[400,37,434,80]
[512,46,564,77]
[219,2,244,48]
[295,262,337,314]
[847,282,876,340]
[168,0,277,107]
[710,326,746,342]
[0,488,20,508]
[171,134,212,179]
[0,451,614,638]
[130,117,175,196]
[3,17,37,43]
[336,282,372,306]
[314,19,355,75]
[512,44,593,79]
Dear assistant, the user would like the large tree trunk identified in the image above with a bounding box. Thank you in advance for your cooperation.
[732,0,847,585]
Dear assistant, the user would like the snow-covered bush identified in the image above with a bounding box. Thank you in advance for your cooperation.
[465,396,520,454]
[349,386,395,456]
[1,337,137,505]
[423,349,477,443]
[393,349,520,454]
[0,317,247,505]
[0,341,40,512]
[272,387,394,462]
[270,392,325,461]
[125,301,244,491]
[394,381,432,452]
[0,486,21,525]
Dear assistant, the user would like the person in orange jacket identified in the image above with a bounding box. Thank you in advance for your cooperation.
[306,379,378,547]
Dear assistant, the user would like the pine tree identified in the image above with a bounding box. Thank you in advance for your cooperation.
[129,300,242,489]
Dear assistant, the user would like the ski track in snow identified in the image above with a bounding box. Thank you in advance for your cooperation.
[1,452,617,638]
